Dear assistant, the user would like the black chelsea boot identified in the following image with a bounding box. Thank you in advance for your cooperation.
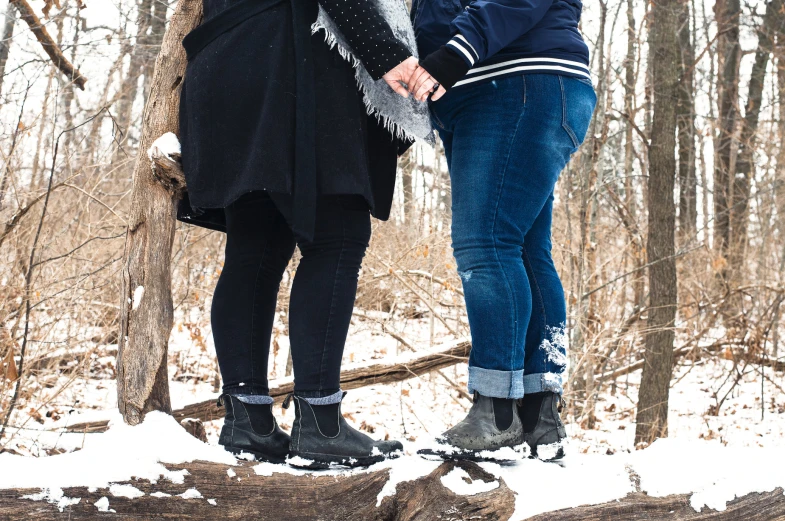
[286,392,403,469]
[218,394,291,463]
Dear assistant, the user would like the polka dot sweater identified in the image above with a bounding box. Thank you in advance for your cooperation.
[319,0,411,80]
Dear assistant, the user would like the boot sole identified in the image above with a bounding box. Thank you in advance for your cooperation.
[224,445,287,464]
[287,450,403,470]
[417,443,527,463]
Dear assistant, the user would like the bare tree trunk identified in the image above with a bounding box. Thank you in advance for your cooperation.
[145,0,170,101]
[115,0,154,155]
[677,0,696,240]
[624,0,646,310]
[729,0,783,288]
[572,0,607,423]
[713,0,740,282]
[117,0,202,426]
[777,37,785,279]
[0,3,17,96]
[635,0,680,446]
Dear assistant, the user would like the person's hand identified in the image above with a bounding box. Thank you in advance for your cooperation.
[408,65,447,102]
[383,57,420,98]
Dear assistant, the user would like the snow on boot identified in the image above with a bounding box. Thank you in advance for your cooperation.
[417,393,526,462]
[518,392,567,461]
[218,394,290,463]
[285,393,403,469]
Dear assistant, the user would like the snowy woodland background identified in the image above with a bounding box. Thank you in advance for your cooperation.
[0,0,784,517]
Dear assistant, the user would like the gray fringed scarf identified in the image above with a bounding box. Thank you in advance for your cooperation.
[312,2,435,144]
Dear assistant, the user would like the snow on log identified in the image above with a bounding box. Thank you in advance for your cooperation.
[3,413,785,520]
[0,461,782,520]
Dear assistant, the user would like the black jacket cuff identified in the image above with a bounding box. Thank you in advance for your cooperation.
[419,46,471,90]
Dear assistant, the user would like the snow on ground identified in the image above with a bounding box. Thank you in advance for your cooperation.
[2,310,784,517]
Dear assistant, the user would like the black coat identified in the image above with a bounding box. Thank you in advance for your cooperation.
[178,0,412,236]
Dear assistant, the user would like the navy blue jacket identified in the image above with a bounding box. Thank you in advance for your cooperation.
[412,0,590,88]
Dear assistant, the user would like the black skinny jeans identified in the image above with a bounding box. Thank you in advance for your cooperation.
[211,191,371,398]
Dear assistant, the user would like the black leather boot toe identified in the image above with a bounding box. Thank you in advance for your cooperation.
[518,391,567,461]
[417,393,526,462]
[218,394,290,463]
[286,393,403,469]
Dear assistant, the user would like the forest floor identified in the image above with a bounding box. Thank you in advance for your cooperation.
[1,310,784,519]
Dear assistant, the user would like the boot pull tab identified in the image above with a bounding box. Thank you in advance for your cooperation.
[216,394,226,407]
[282,393,294,410]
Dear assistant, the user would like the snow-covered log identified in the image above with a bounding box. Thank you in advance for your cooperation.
[116,0,202,426]
[0,460,782,520]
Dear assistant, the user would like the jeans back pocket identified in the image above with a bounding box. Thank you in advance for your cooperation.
[559,75,597,150]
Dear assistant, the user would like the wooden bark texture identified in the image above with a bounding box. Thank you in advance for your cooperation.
[116,0,202,426]
[0,460,782,520]
[634,0,680,444]
[72,341,471,432]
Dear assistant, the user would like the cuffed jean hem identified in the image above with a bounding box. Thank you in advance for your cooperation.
[522,372,564,395]
[467,367,525,399]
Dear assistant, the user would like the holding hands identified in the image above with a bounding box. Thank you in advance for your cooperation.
[383,57,447,102]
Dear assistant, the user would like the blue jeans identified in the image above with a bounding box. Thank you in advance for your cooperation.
[431,74,596,399]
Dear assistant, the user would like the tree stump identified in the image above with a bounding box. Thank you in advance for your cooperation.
[117,0,202,425]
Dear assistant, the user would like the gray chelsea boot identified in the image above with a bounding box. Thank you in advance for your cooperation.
[418,393,526,462]
[518,392,567,461]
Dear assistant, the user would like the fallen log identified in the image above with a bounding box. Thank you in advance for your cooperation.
[66,340,471,433]
[0,460,514,521]
[525,488,785,521]
[599,342,785,381]
[1,460,782,520]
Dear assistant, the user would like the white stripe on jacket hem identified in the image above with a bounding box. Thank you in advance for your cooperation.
[454,63,591,87]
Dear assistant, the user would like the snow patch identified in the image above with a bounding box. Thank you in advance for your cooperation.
[109,483,144,499]
[629,438,785,512]
[147,132,181,160]
[207,498,217,506]
[440,467,499,495]
[534,441,563,461]
[150,491,171,498]
[0,411,235,491]
[541,324,567,367]
[94,496,114,512]
[480,454,634,521]
[285,455,316,468]
[226,468,236,478]
[254,462,309,477]
[166,469,190,484]
[179,488,202,499]
[22,487,81,512]
[131,286,145,311]
[376,457,440,506]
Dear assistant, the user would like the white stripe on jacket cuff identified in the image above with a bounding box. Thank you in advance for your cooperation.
[454,34,479,61]
[447,37,476,66]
